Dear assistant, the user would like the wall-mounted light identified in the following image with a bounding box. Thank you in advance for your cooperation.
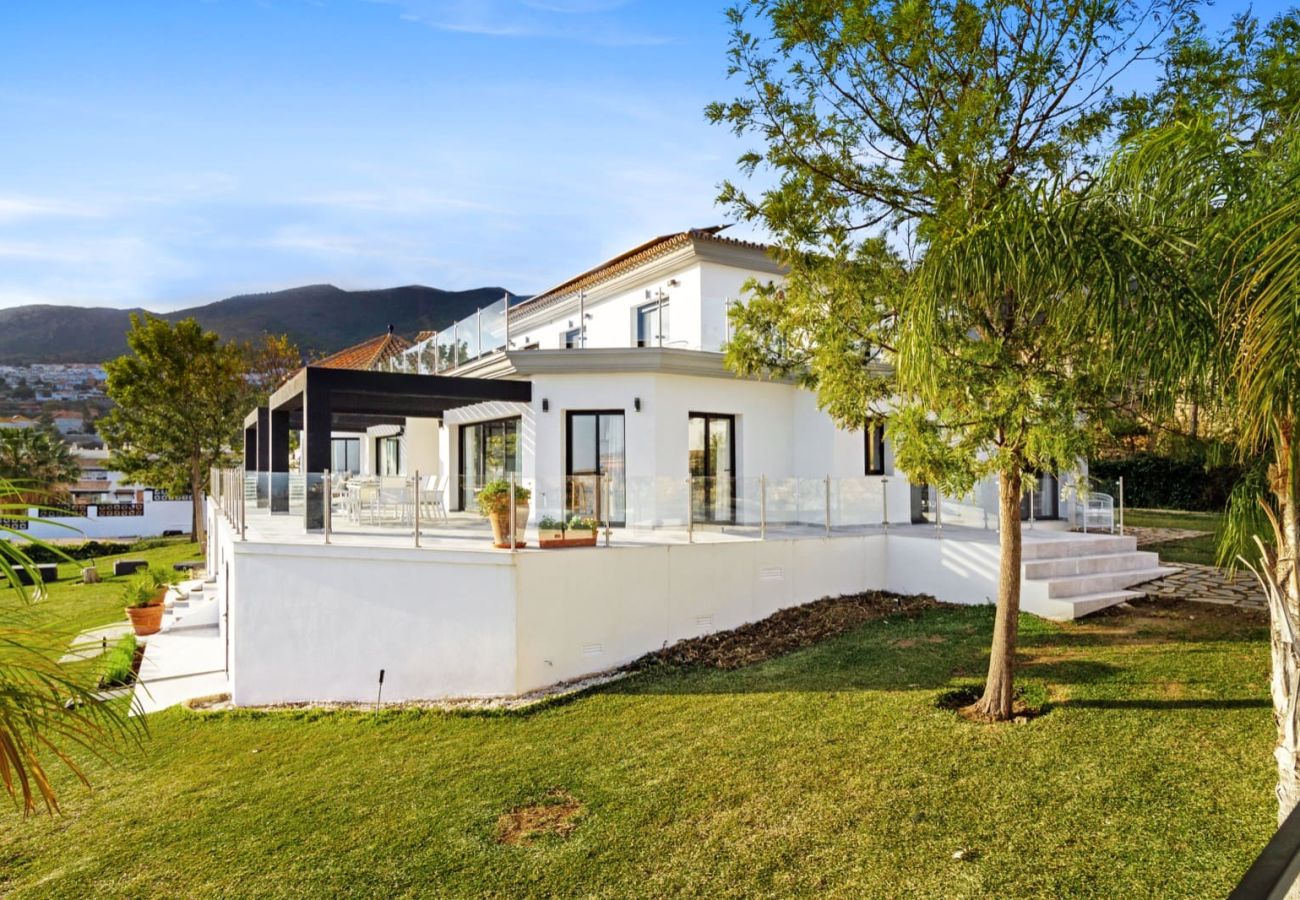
[542,398,550,412]
[634,397,641,412]
[667,279,680,287]
[583,312,593,319]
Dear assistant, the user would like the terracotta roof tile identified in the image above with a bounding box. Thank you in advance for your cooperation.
[511,226,772,317]
[313,331,413,371]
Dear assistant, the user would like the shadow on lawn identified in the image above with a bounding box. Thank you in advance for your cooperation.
[1058,697,1269,711]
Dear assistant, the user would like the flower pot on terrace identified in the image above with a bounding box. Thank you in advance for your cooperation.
[488,507,530,548]
[125,602,165,636]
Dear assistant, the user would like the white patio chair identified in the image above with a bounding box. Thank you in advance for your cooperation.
[421,474,449,523]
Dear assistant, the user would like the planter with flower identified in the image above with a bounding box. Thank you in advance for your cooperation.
[536,514,598,548]
[476,479,531,548]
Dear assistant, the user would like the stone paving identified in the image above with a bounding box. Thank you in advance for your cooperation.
[1126,525,1211,547]
[1138,562,1267,611]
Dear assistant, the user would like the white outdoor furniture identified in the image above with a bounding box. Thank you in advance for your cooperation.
[421,475,449,523]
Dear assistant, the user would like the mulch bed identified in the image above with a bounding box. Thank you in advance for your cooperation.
[631,590,943,671]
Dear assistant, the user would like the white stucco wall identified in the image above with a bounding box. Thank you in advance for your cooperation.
[12,498,198,541]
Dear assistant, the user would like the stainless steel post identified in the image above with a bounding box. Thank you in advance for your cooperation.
[476,308,483,358]
[824,475,831,537]
[239,470,246,540]
[1118,476,1125,536]
[935,489,943,534]
[508,471,517,553]
[323,469,331,544]
[687,476,694,544]
[881,477,889,530]
[759,475,766,540]
[603,474,612,547]
[413,469,421,548]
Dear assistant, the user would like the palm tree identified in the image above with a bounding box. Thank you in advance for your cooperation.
[0,477,141,814]
[0,426,79,505]
[1107,117,1300,822]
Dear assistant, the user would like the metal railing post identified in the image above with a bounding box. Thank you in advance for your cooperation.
[759,474,767,540]
[881,477,889,530]
[239,469,246,540]
[603,474,612,547]
[686,477,694,543]
[413,469,420,548]
[935,489,943,534]
[824,475,831,537]
[323,469,332,544]
[508,471,517,553]
[476,308,483,359]
[1118,476,1125,536]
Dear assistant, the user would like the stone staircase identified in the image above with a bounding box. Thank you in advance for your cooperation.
[1019,534,1178,621]
[162,580,220,632]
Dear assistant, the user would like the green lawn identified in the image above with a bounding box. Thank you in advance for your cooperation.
[1125,507,1226,566]
[20,537,202,636]
[0,598,1276,897]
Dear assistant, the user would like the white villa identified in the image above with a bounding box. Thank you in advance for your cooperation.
[200,227,1174,709]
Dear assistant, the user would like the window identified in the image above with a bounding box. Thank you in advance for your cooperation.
[865,423,886,475]
[331,437,360,475]
[566,411,626,524]
[376,436,402,476]
[563,328,581,349]
[458,417,521,509]
[636,301,669,347]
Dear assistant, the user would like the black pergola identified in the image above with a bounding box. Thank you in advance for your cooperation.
[243,366,531,529]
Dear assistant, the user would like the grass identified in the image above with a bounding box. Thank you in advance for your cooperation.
[0,598,1276,897]
[21,537,201,637]
[1125,507,1226,566]
[97,633,138,688]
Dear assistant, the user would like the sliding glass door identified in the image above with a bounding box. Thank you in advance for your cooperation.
[458,417,521,509]
[566,411,626,525]
[689,413,735,523]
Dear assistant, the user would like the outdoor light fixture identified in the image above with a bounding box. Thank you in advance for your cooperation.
[634,397,641,412]
[667,279,680,287]
[542,398,549,412]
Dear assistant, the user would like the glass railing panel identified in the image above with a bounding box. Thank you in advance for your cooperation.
[479,297,508,355]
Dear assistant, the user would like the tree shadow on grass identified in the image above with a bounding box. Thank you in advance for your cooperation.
[1057,697,1269,711]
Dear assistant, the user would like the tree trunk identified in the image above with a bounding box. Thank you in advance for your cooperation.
[971,468,1024,721]
[1189,398,1200,440]
[190,462,206,549]
[1268,419,1300,826]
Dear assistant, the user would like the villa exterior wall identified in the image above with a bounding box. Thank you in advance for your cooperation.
[12,497,196,541]
[226,539,518,705]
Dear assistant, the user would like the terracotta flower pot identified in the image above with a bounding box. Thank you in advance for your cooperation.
[488,507,529,548]
[125,603,164,636]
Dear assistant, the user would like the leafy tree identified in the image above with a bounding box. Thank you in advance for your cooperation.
[0,425,79,503]
[99,316,250,545]
[1101,8,1300,819]
[710,0,1190,719]
[240,333,302,403]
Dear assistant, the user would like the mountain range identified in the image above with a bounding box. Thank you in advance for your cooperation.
[0,284,525,364]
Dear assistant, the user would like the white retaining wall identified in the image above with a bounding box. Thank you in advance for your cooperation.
[11,499,198,541]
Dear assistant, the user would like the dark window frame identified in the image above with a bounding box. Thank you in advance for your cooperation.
[865,422,886,476]
[565,409,627,525]
[635,300,669,347]
[457,415,522,510]
[688,411,737,524]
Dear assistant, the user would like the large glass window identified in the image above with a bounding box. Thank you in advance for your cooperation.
[689,413,735,523]
[458,417,521,509]
[563,328,582,349]
[636,301,669,347]
[331,437,360,475]
[376,436,402,476]
[566,411,625,524]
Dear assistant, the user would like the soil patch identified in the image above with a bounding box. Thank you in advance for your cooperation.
[631,591,942,671]
[495,790,583,846]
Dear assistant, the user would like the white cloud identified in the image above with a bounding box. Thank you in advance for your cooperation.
[370,0,670,46]
[0,196,108,225]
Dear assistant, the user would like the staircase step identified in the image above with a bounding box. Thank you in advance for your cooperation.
[1021,535,1137,560]
[1023,551,1160,579]
[1040,566,1178,599]
[1024,589,1145,621]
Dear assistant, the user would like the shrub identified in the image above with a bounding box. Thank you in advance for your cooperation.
[20,540,133,564]
[538,515,566,531]
[566,516,597,533]
[99,634,139,688]
[1089,453,1244,511]
[123,574,165,609]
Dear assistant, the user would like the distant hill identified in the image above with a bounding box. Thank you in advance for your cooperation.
[0,284,526,364]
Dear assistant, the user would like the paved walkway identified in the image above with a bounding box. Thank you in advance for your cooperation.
[59,622,134,663]
[1127,525,1211,547]
[1139,562,1267,611]
[130,625,228,715]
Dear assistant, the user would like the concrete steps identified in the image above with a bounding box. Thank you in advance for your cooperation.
[1019,534,1177,621]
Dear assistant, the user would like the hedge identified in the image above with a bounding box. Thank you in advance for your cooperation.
[1090,454,1242,512]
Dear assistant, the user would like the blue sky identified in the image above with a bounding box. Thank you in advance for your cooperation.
[0,0,1281,310]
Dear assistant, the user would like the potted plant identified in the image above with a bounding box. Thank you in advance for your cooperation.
[123,576,165,636]
[566,515,599,547]
[476,479,531,548]
[537,515,566,546]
